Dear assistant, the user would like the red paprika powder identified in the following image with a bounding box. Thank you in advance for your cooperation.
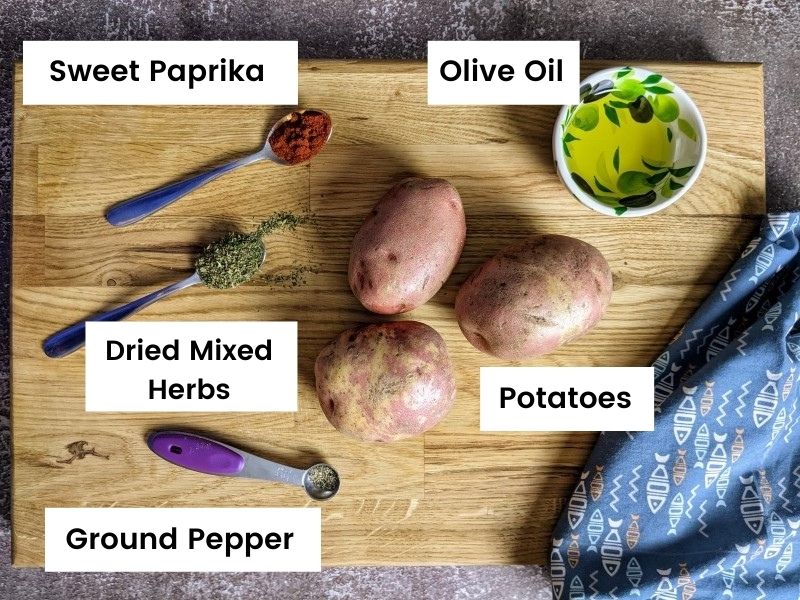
[268,110,332,165]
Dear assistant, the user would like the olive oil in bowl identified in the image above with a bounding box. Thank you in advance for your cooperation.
[555,67,706,217]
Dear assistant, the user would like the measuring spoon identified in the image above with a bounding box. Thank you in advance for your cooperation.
[148,431,340,501]
[42,243,266,359]
[106,109,333,227]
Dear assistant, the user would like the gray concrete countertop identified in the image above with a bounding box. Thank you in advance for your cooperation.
[1,1,798,598]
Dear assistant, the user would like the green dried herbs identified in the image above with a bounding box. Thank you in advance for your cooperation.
[255,211,307,238]
[262,265,317,288]
[196,232,264,289]
[195,211,309,289]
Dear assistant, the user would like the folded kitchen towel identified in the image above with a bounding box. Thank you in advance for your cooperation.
[551,213,800,600]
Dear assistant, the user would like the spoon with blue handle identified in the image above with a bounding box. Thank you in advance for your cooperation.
[106,109,332,227]
[42,242,266,359]
[148,431,341,501]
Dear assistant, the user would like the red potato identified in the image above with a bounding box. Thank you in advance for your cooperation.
[315,321,456,442]
[455,235,613,359]
[348,177,466,314]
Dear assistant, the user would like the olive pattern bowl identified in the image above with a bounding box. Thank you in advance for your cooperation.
[552,66,707,217]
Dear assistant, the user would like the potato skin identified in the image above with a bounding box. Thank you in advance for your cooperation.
[348,177,466,314]
[455,235,612,359]
[315,321,456,442]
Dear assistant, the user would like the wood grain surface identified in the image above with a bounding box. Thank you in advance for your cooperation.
[11,60,765,566]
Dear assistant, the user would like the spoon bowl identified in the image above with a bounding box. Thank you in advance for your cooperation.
[263,108,334,165]
[302,463,341,501]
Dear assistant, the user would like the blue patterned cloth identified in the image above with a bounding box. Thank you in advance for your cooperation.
[551,213,800,600]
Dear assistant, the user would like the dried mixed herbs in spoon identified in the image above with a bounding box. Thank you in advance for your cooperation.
[44,211,307,358]
[195,232,265,289]
[196,211,307,289]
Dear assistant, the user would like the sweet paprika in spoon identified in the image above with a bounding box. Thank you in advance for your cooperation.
[268,109,332,165]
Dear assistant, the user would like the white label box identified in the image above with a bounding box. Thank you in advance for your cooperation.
[23,41,298,105]
[480,366,655,432]
[427,40,580,105]
[45,508,320,572]
[85,321,297,412]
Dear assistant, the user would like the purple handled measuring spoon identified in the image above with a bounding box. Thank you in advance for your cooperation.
[148,431,340,501]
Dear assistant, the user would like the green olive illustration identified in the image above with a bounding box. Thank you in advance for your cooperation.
[571,172,595,197]
[583,79,614,103]
[593,79,614,94]
[651,94,679,122]
[628,95,654,123]
[619,190,657,207]
[572,104,600,131]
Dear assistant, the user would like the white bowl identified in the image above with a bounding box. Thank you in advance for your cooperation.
[553,66,707,217]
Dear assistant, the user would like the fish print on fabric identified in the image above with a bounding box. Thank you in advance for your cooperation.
[762,302,782,331]
[705,433,728,488]
[746,281,768,314]
[740,474,765,535]
[771,407,787,447]
[587,509,605,553]
[568,534,581,568]
[776,542,793,582]
[551,537,566,600]
[782,367,795,402]
[551,214,800,599]
[749,243,774,284]
[627,557,643,596]
[694,423,710,469]
[656,364,681,414]
[732,427,745,464]
[626,514,640,550]
[753,371,782,428]
[673,449,688,486]
[678,562,696,600]
[647,454,671,514]
[716,465,731,507]
[765,513,786,560]
[701,381,715,417]
[655,351,671,378]
[674,386,698,445]
[768,214,790,240]
[655,568,677,600]
[568,471,590,530]
[668,492,685,535]
[591,465,604,502]
[707,319,734,363]
[569,575,584,600]
[600,519,623,576]
[759,469,773,504]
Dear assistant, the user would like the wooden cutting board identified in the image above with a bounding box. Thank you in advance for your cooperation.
[11,60,765,566]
